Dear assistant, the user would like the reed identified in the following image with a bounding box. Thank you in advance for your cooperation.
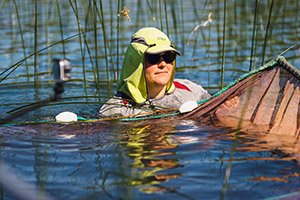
[98,0,111,96]
[116,0,123,80]
[45,1,52,70]
[179,0,185,57]
[0,29,92,84]
[207,11,211,88]
[55,0,66,58]
[13,0,29,81]
[69,0,88,97]
[34,0,39,96]
[163,0,169,36]
[261,0,274,66]
[135,0,142,28]
[0,0,299,123]
[221,0,226,89]
[249,0,260,71]
[91,0,101,97]
[146,0,155,24]
[83,1,109,97]
[158,0,164,32]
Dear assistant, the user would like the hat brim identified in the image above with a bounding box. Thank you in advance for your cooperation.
[145,45,181,55]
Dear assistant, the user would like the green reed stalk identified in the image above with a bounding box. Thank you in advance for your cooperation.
[0,24,103,83]
[163,0,169,36]
[34,0,39,96]
[91,0,101,97]
[116,0,121,79]
[146,0,154,18]
[296,1,299,36]
[98,0,111,95]
[87,0,114,90]
[109,1,113,41]
[55,0,66,58]
[192,30,200,58]
[170,1,179,55]
[179,0,185,57]
[69,0,88,97]
[82,1,104,96]
[135,0,142,28]
[116,0,125,80]
[0,62,22,83]
[261,0,274,66]
[220,138,237,200]
[249,0,260,71]
[158,0,163,32]
[109,1,118,82]
[146,0,158,28]
[45,1,52,68]
[191,0,198,21]
[13,0,29,81]
[221,0,226,89]
[208,13,211,88]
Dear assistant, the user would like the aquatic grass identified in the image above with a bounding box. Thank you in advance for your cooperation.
[1,0,299,122]
[158,0,164,32]
[97,0,111,96]
[33,0,39,96]
[219,129,238,200]
[45,1,53,70]
[220,0,226,89]
[93,1,102,98]
[116,0,123,80]
[85,1,116,98]
[88,0,101,98]
[0,28,96,84]
[163,0,169,36]
[179,0,185,57]
[135,0,142,28]
[0,3,300,197]
[249,0,260,71]
[207,13,212,88]
[13,0,29,81]
[68,0,89,97]
[261,0,274,66]
[55,0,66,58]
[146,0,155,23]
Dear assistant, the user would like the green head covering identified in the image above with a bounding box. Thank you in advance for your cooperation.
[117,27,180,104]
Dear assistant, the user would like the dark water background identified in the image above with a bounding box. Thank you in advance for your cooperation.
[0,0,299,199]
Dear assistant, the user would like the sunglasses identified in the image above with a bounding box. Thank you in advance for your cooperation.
[145,52,176,65]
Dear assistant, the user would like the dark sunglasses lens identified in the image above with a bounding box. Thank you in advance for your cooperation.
[163,52,176,63]
[146,52,176,64]
[146,54,160,64]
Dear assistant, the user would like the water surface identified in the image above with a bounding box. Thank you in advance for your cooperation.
[0,0,299,199]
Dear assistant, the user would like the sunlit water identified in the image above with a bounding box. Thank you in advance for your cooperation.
[0,0,300,199]
[1,120,299,200]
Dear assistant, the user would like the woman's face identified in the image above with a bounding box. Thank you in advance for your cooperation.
[144,51,176,89]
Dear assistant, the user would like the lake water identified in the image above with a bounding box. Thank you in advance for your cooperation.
[0,0,299,199]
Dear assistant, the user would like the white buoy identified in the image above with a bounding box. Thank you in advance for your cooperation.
[179,101,198,114]
[55,111,77,122]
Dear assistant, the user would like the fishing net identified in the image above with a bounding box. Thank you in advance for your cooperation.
[1,56,299,160]
[181,56,300,143]
[2,56,300,142]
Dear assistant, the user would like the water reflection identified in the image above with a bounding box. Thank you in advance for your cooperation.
[0,119,300,199]
[0,0,299,196]
[118,122,181,193]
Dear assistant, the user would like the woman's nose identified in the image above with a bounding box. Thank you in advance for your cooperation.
[158,60,166,68]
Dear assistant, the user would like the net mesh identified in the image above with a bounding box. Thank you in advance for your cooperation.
[182,56,300,141]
